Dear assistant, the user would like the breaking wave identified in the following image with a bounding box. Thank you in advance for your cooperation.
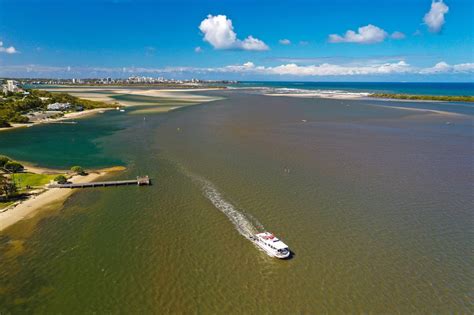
[225,85,371,98]
[265,87,371,97]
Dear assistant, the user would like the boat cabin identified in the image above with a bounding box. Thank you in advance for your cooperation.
[255,232,290,257]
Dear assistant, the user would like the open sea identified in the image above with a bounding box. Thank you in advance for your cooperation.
[0,85,473,313]
[232,81,474,96]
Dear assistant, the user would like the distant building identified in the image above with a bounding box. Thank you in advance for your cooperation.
[47,102,72,111]
[7,80,15,91]
[2,80,22,94]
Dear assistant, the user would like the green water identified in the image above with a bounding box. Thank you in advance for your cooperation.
[0,92,472,313]
[0,112,126,168]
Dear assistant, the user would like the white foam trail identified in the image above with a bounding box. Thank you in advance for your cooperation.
[184,171,263,238]
[198,177,260,238]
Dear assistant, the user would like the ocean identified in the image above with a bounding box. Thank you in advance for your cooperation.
[232,81,474,96]
[0,87,472,313]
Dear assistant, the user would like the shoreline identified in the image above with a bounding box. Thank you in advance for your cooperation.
[265,92,466,117]
[265,92,473,103]
[39,87,224,114]
[0,108,114,133]
[42,87,224,105]
[265,92,368,100]
[0,166,125,232]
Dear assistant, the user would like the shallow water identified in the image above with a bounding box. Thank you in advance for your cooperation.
[0,91,472,313]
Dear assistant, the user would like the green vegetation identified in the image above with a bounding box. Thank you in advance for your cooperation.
[13,173,59,189]
[0,156,25,175]
[0,86,117,126]
[54,175,68,184]
[0,156,20,202]
[0,155,10,167]
[4,161,24,173]
[0,200,15,209]
[71,166,86,175]
[0,118,10,127]
[370,93,474,102]
[0,174,18,200]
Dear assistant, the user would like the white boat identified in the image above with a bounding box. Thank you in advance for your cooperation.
[250,232,290,259]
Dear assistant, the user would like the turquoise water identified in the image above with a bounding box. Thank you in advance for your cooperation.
[0,91,472,313]
[234,81,474,96]
[0,112,126,168]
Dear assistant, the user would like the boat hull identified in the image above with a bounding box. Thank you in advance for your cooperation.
[251,239,290,259]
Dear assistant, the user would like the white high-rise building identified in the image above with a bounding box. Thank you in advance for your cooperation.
[2,80,20,94]
[7,80,16,92]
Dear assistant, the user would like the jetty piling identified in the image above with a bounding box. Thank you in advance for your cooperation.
[48,176,151,189]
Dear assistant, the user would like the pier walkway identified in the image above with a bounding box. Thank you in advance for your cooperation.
[48,176,150,189]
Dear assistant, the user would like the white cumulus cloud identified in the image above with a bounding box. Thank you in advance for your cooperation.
[2,61,473,78]
[423,0,449,33]
[210,60,474,76]
[199,14,269,51]
[0,41,18,54]
[240,36,268,51]
[194,46,202,53]
[266,61,412,76]
[420,61,474,74]
[453,63,474,72]
[391,31,406,40]
[329,24,388,44]
[279,39,291,45]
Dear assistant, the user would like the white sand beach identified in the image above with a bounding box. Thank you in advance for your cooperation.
[0,166,125,232]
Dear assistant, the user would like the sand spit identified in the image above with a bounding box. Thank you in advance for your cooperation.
[265,92,369,100]
[365,103,467,118]
[41,87,223,110]
[265,92,466,118]
[0,108,113,133]
[0,166,125,232]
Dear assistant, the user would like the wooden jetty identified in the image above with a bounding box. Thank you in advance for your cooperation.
[48,176,150,189]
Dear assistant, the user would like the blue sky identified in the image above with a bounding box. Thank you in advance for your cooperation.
[0,0,473,81]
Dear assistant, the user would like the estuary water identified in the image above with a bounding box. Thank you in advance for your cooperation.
[0,90,473,313]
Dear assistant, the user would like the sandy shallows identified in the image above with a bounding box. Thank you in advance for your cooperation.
[0,166,125,232]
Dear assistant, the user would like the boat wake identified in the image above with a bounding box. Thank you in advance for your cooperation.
[187,172,263,239]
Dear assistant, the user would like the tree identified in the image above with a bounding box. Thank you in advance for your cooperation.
[0,155,10,167]
[0,118,10,128]
[70,166,86,175]
[54,175,67,184]
[10,114,29,123]
[0,174,18,199]
[4,161,24,173]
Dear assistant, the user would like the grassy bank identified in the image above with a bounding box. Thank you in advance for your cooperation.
[0,200,14,209]
[370,93,474,102]
[12,173,60,190]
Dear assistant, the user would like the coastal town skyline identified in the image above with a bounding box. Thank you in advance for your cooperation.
[0,0,473,81]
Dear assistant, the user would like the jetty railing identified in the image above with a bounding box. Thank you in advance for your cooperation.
[48,176,150,189]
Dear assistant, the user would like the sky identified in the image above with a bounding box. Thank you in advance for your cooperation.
[0,0,473,81]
